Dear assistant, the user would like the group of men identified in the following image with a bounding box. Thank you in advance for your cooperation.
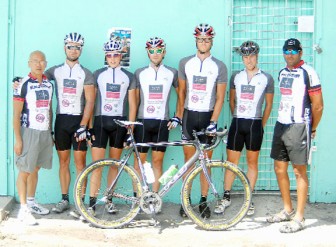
[13,23,323,233]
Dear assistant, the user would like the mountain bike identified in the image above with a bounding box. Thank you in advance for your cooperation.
[73,120,251,230]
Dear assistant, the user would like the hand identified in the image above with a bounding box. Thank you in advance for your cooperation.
[74,125,87,142]
[167,116,182,130]
[311,129,316,139]
[123,133,132,147]
[86,128,95,146]
[206,121,217,134]
[14,140,23,156]
[12,76,23,90]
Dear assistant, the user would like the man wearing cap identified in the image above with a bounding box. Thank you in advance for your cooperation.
[267,38,323,233]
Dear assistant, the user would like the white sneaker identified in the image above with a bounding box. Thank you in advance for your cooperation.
[52,200,70,213]
[214,198,231,214]
[80,207,95,222]
[18,207,37,226]
[69,210,81,219]
[247,202,255,216]
[105,202,118,214]
[28,202,50,215]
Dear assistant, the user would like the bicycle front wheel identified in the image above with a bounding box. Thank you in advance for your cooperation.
[74,159,142,229]
[181,161,251,230]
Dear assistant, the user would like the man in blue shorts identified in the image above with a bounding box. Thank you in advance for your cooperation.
[267,38,323,233]
[14,51,53,225]
[177,24,228,218]
[133,37,180,194]
[214,41,274,216]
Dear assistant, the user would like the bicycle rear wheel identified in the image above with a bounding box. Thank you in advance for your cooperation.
[181,161,251,230]
[74,159,142,229]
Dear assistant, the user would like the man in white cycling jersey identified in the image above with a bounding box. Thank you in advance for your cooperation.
[86,37,137,216]
[267,38,323,233]
[45,33,95,217]
[214,41,274,216]
[177,23,228,218]
[133,37,180,195]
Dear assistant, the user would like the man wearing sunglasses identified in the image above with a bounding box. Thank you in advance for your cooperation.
[133,37,180,195]
[85,38,136,216]
[214,41,274,216]
[177,23,228,218]
[13,32,95,218]
[267,38,323,233]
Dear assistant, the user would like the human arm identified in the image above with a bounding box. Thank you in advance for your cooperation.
[177,78,186,120]
[229,88,236,115]
[261,93,274,127]
[310,92,324,138]
[210,83,227,122]
[13,100,24,155]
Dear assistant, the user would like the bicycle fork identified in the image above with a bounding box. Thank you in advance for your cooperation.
[199,157,221,199]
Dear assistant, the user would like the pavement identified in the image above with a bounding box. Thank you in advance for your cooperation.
[0,194,336,247]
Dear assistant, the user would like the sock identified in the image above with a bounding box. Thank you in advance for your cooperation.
[89,197,97,210]
[200,196,207,202]
[133,192,137,197]
[224,190,231,200]
[62,194,69,202]
[27,197,35,205]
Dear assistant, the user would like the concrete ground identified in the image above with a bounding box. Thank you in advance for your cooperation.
[0,195,336,247]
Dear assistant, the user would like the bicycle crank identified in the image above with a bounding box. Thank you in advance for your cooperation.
[139,192,162,214]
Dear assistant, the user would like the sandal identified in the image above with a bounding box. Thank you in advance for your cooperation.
[279,218,305,233]
[266,209,295,223]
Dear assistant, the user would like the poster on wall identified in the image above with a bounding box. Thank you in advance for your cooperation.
[106,27,131,68]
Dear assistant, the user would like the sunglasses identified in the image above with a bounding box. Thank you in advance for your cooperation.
[196,38,212,43]
[66,45,82,51]
[105,53,121,58]
[148,48,164,55]
[283,50,299,55]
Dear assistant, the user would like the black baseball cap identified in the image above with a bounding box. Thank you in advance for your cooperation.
[283,38,302,51]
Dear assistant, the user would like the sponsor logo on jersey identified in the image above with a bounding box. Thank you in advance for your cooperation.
[36,114,45,123]
[147,105,155,114]
[149,85,163,99]
[280,77,294,95]
[63,79,77,94]
[62,99,70,107]
[106,84,121,98]
[238,105,246,113]
[191,94,199,103]
[104,104,113,112]
[192,76,207,90]
[240,85,255,100]
[35,90,50,108]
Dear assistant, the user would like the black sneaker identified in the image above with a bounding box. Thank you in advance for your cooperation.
[179,205,187,218]
[199,201,211,218]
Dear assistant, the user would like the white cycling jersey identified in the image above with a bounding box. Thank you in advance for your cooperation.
[230,69,274,119]
[178,55,227,112]
[277,60,322,124]
[133,64,178,120]
[45,63,94,115]
[93,66,134,117]
[13,73,53,131]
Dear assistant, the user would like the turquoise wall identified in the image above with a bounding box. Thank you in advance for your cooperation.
[1,0,335,203]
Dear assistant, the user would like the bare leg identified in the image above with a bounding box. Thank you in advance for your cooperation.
[224,149,241,190]
[245,150,260,191]
[292,164,308,221]
[74,150,87,198]
[17,171,30,205]
[107,147,123,186]
[27,167,40,198]
[89,147,106,197]
[274,160,293,213]
[151,151,164,192]
[57,150,71,194]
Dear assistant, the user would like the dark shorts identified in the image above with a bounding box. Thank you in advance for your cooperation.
[227,118,264,152]
[54,114,87,151]
[134,119,169,153]
[181,109,213,144]
[270,121,310,165]
[91,116,127,149]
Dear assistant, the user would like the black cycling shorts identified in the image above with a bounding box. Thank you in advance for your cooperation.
[91,116,127,149]
[134,119,169,153]
[54,114,87,151]
[181,109,213,144]
[227,118,264,152]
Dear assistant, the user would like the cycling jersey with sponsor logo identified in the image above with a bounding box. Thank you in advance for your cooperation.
[133,64,178,120]
[277,60,321,124]
[13,73,53,131]
[93,66,134,117]
[230,69,274,119]
[45,63,94,115]
[178,55,227,112]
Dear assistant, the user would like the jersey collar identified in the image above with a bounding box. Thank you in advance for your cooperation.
[286,60,304,69]
[28,72,47,81]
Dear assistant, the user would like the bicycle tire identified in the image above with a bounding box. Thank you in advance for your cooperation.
[181,160,251,230]
[74,159,142,229]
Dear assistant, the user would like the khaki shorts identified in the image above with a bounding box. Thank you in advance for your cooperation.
[15,127,53,173]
